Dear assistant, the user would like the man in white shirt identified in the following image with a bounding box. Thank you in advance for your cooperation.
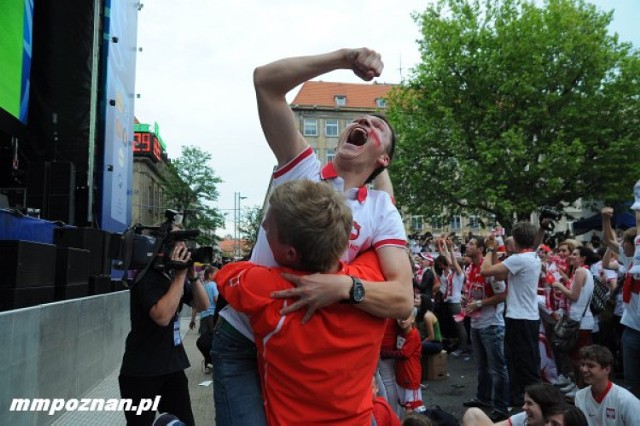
[481,221,542,407]
[574,345,640,425]
[601,197,640,398]
[210,47,413,426]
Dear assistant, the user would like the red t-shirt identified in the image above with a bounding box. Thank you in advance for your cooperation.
[372,396,402,426]
[217,250,386,426]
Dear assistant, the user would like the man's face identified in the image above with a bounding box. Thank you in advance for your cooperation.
[335,115,391,169]
[579,358,610,387]
[465,239,480,257]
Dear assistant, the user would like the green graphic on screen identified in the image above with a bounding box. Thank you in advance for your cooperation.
[0,0,30,123]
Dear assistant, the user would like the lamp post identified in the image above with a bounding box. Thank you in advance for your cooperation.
[234,192,247,258]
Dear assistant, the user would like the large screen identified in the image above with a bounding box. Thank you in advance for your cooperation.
[0,0,33,127]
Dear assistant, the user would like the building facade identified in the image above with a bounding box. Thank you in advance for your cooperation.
[132,122,169,226]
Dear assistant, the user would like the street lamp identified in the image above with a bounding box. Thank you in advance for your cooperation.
[234,192,247,258]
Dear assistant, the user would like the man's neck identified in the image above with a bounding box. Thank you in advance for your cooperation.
[591,379,611,398]
[332,160,370,190]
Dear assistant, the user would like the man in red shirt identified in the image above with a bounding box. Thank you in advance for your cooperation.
[217,179,387,425]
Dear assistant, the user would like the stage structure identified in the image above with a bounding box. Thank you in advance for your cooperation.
[0,0,141,310]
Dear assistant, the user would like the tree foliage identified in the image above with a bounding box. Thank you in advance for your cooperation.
[161,145,225,246]
[238,205,264,256]
[387,0,640,229]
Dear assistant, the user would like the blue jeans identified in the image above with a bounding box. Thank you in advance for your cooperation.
[622,326,640,397]
[210,320,267,426]
[471,325,509,413]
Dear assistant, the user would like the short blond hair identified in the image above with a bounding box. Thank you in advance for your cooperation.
[269,180,352,272]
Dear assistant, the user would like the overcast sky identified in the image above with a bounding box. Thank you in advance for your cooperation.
[133,0,638,237]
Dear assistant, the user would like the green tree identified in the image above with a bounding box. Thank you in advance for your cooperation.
[162,145,225,246]
[238,205,264,255]
[387,0,640,230]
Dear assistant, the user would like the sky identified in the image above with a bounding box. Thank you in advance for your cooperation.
[133,0,639,237]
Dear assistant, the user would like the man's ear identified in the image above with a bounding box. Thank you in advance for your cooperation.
[377,153,390,168]
[285,245,300,264]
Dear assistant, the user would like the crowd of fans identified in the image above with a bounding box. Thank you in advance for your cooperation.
[404,202,640,425]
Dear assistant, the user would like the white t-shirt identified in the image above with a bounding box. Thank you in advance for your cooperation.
[220,148,407,339]
[618,250,640,332]
[591,261,619,283]
[575,382,640,425]
[507,411,527,426]
[502,251,542,320]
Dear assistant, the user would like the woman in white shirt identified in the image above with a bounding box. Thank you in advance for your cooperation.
[551,246,598,396]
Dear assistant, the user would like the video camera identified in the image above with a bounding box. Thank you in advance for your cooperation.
[116,209,214,274]
[538,206,562,231]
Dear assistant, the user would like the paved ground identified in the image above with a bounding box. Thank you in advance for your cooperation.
[52,315,483,425]
[53,317,215,425]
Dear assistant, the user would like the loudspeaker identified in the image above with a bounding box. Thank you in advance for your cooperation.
[88,275,111,295]
[0,286,55,311]
[55,247,90,285]
[26,161,49,211]
[47,162,75,224]
[0,240,56,288]
[55,282,88,301]
[49,162,75,195]
[54,227,106,276]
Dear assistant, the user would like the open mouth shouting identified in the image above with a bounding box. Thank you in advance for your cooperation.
[347,127,369,146]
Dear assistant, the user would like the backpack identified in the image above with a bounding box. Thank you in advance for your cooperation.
[590,274,611,315]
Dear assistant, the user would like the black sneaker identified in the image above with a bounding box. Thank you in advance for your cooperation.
[489,410,510,422]
[462,398,491,408]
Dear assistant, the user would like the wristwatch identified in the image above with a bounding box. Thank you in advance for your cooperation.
[475,300,482,309]
[349,276,365,304]
[486,248,496,253]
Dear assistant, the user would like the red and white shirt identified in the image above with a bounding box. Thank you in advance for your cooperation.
[575,382,640,425]
[465,261,506,329]
[221,147,407,339]
[619,246,640,332]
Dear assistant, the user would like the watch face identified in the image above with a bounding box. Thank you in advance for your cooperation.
[353,282,365,302]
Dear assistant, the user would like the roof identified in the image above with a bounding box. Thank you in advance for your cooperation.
[291,81,395,109]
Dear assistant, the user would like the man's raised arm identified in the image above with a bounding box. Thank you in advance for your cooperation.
[253,48,383,166]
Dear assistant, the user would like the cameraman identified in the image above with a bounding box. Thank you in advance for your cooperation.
[119,239,209,425]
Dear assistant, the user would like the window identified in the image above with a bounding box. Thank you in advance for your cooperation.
[487,214,497,228]
[468,215,480,228]
[450,215,461,230]
[303,119,317,136]
[334,95,346,106]
[325,119,339,137]
[431,217,442,230]
[326,149,335,162]
[376,98,387,108]
[411,216,423,231]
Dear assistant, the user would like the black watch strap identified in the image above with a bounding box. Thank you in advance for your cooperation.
[349,276,365,304]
